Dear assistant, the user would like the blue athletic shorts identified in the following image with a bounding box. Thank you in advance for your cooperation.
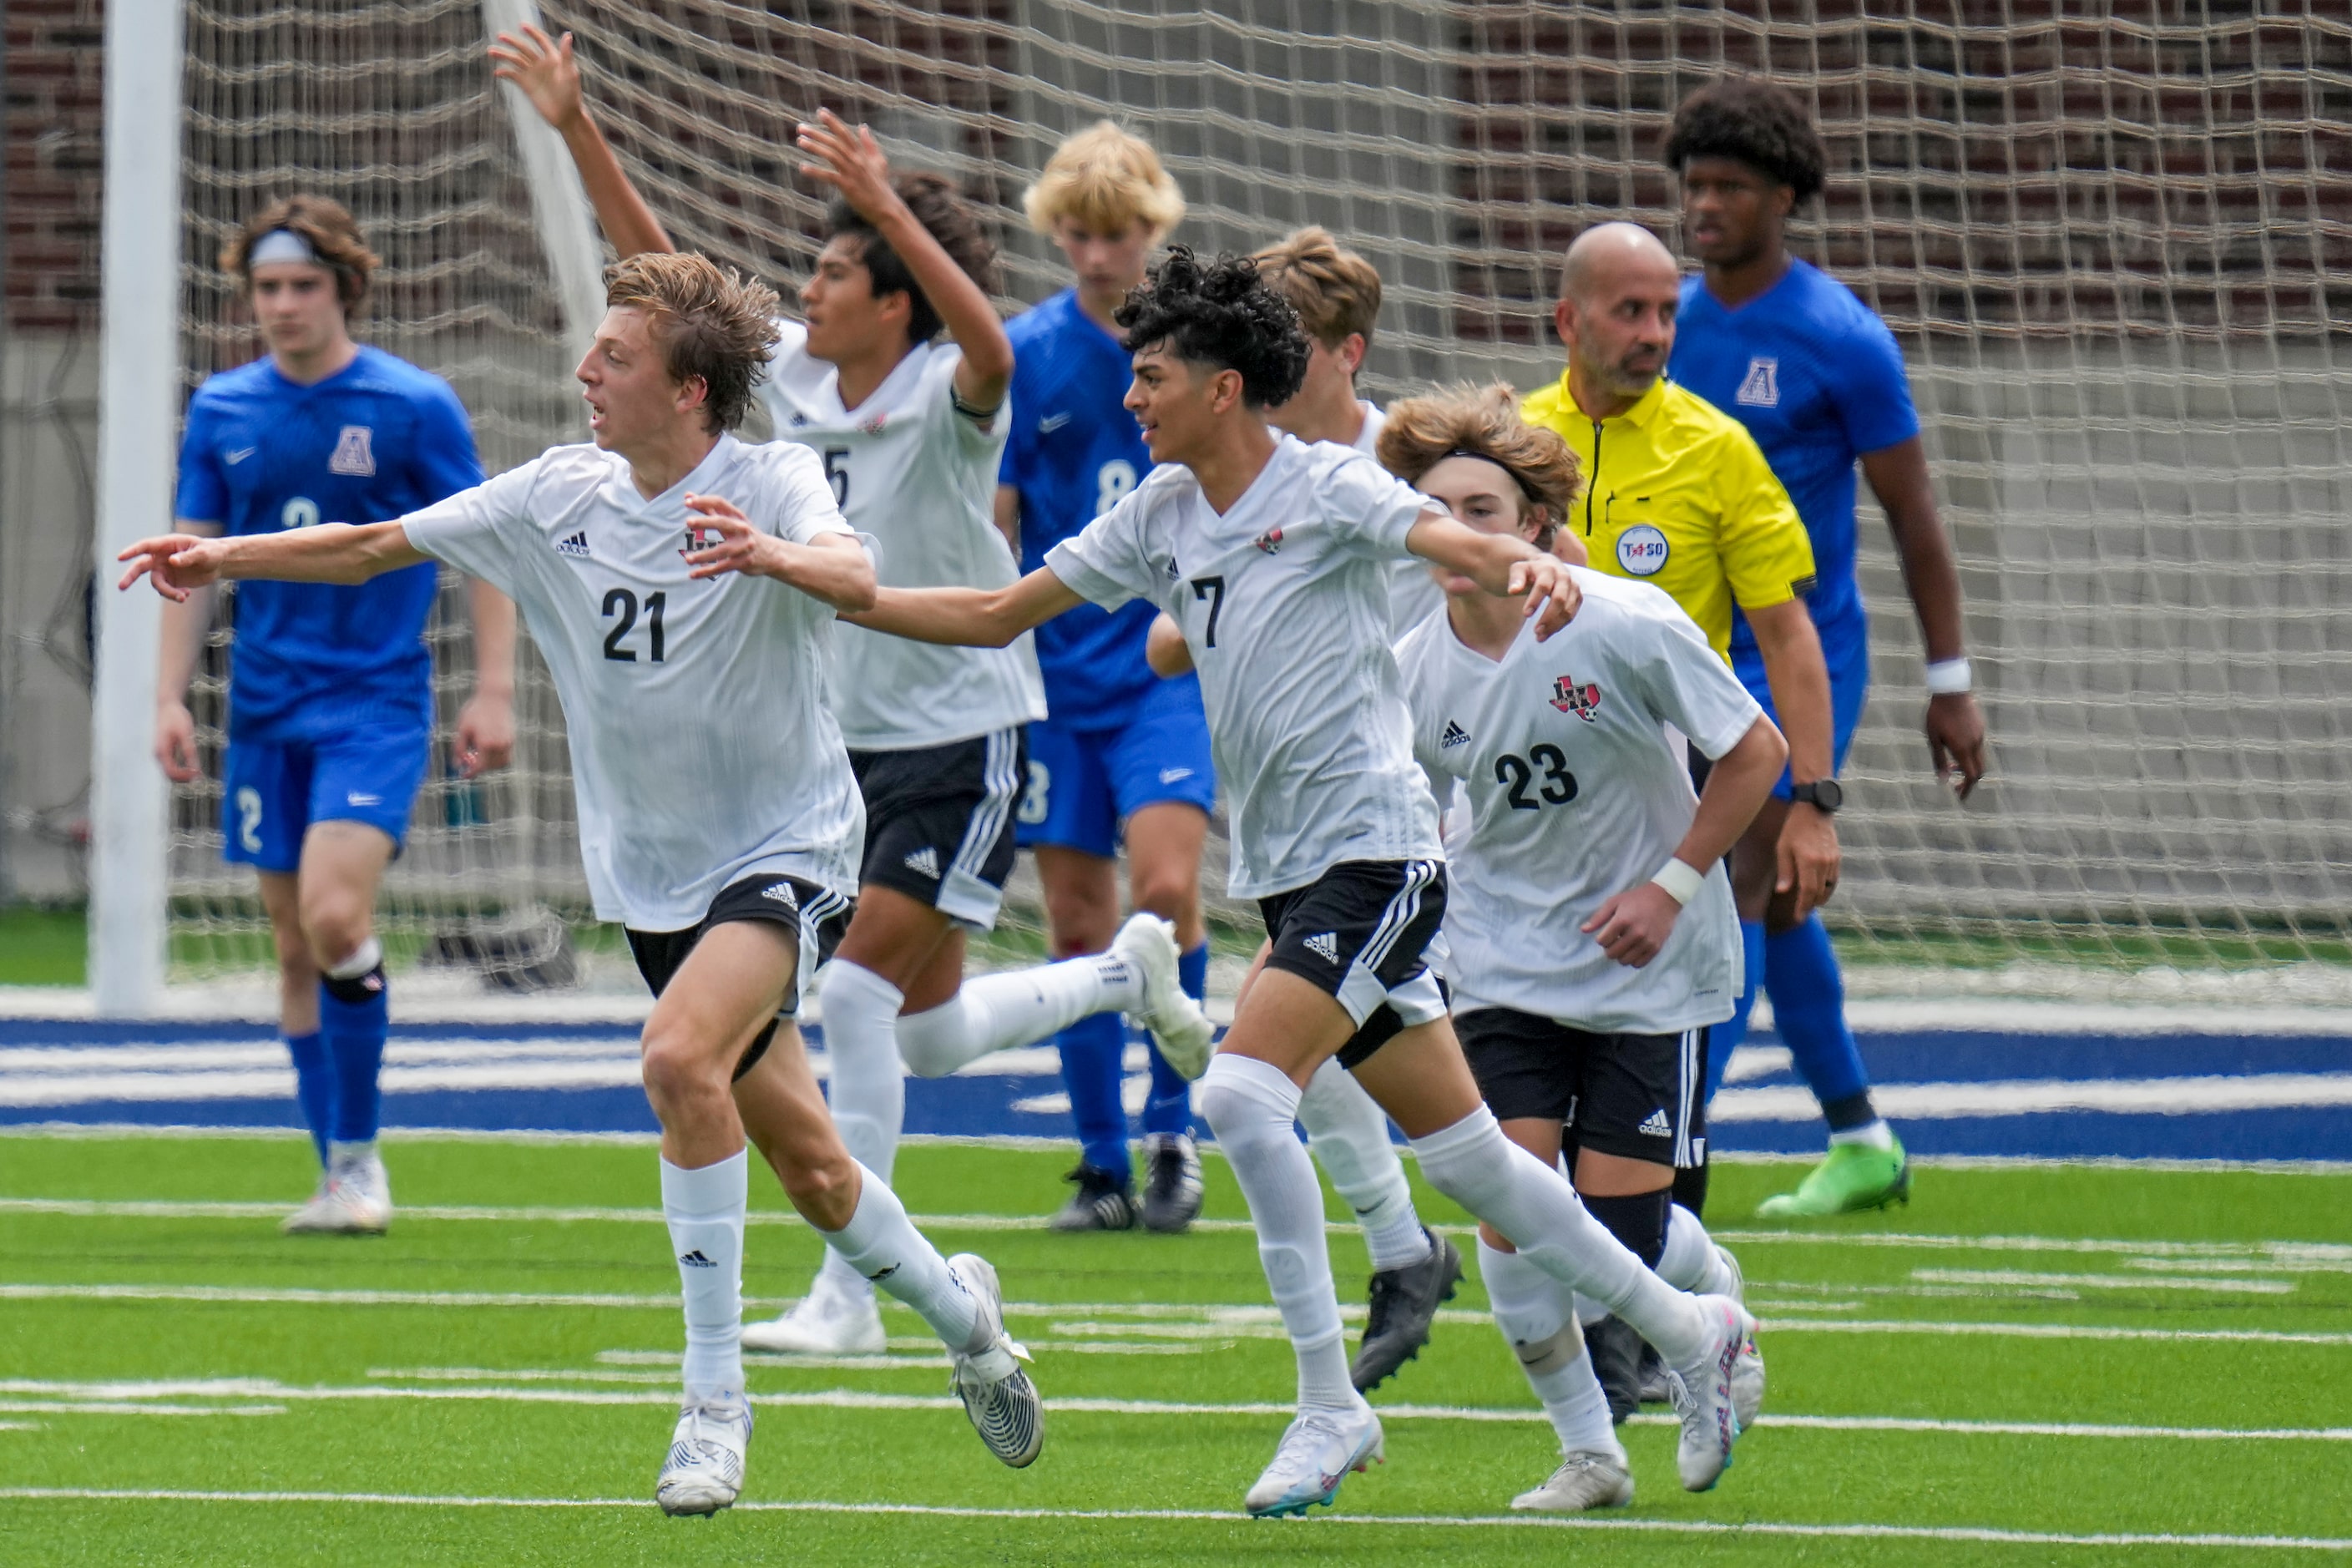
[1732,625,1870,801]
[220,723,432,873]
[1015,674,1217,858]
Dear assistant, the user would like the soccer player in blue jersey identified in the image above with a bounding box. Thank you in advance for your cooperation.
[154,197,516,1233]
[995,124,1215,1232]
[1662,79,1988,1216]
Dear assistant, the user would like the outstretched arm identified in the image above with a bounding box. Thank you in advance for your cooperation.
[1859,435,1985,798]
[844,566,1083,649]
[489,23,674,259]
[1405,511,1581,637]
[680,495,877,613]
[119,522,427,599]
[797,110,1013,412]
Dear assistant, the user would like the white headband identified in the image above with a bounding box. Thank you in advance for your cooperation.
[248,229,322,269]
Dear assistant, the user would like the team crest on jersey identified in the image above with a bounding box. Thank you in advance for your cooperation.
[679,525,717,559]
[1252,527,1284,554]
[1550,675,1602,721]
[327,425,377,476]
[1737,357,1780,407]
[858,413,888,437]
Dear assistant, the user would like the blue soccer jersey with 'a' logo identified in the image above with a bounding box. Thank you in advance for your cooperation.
[174,344,483,742]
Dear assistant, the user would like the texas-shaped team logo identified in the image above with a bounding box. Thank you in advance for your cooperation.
[1550,675,1601,721]
[1252,526,1284,554]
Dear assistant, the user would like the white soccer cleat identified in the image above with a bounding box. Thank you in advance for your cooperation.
[741,1269,886,1354]
[1666,1294,1755,1492]
[1243,1404,1383,1519]
[1710,1242,1763,1427]
[945,1253,1043,1468]
[655,1391,753,1516]
[280,1153,391,1236]
[1112,913,1215,1080]
[1510,1449,1635,1513]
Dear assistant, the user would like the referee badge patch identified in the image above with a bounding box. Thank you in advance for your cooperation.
[1616,524,1668,577]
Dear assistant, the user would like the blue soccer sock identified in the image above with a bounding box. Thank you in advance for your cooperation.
[319,948,388,1148]
[1141,942,1208,1138]
[1703,920,1767,1104]
[1055,1009,1131,1180]
[1763,914,1878,1132]
[283,1029,335,1167]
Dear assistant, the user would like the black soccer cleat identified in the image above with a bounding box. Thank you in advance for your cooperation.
[1049,1163,1138,1232]
[1140,1133,1205,1233]
[1348,1227,1463,1391]
[1586,1314,1644,1425]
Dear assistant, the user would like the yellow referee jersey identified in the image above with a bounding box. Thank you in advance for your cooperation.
[1521,372,1816,660]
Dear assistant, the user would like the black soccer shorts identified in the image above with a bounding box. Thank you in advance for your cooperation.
[1454,1007,1705,1169]
[849,727,1024,931]
[625,873,852,1081]
[1257,858,1449,1069]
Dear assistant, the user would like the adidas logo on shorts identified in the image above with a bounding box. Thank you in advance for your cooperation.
[1637,1109,1672,1138]
[903,846,942,879]
[1440,720,1470,750]
[1303,931,1341,964]
[760,883,799,907]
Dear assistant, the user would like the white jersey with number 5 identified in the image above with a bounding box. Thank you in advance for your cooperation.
[1046,433,1445,898]
[760,321,1046,750]
[1393,569,1763,1033]
[401,432,865,931]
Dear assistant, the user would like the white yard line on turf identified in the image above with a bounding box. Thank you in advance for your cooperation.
[1712,1072,2352,1121]
[1912,1269,2293,1294]
[0,1486,2346,1550]
[9,1378,2352,1445]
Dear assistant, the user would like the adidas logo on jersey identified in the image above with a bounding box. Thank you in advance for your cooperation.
[1302,931,1341,964]
[1637,1109,1672,1138]
[554,530,591,558]
[902,846,942,879]
[760,883,800,908]
[1440,721,1470,750]
[678,1249,719,1268]
[1163,556,1181,581]
[328,425,377,476]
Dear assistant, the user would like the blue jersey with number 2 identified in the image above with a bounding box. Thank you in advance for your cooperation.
[175,346,483,742]
[1670,260,1917,666]
[1000,289,1160,730]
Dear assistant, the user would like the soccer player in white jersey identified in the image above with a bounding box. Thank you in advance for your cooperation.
[1383,385,1781,1511]
[1239,226,1458,1391]
[849,249,1759,1516]
[119,253,1045,1515]
[491,27,1213,1354]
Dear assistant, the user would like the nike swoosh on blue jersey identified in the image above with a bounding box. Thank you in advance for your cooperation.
[1038,412,1073,433]
[225,448,256,464]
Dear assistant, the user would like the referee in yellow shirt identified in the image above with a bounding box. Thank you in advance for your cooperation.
[1521,220,1839,1416]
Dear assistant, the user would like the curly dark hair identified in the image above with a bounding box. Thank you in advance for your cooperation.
[1114,247,1308,409]
[1662,78,1827,204]
[827,172,999,346]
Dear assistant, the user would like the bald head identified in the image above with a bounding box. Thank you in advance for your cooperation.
[1558,222,1678,306]
[1550,223,1681,414]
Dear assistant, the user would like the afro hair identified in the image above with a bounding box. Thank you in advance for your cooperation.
[1662,78,1828,204]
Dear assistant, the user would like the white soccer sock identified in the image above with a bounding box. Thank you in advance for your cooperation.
[818,1161,979,1351]
[1479,1239,1621,1459]
[1297,1058,1430,1272]
[1199,1054,1361,1414]
[1409,1106,1707,1366]
[660,1150,747,1401]
[1657,1202,1737,1296]
[812,961,907,1301]
[894,953,1141,1079]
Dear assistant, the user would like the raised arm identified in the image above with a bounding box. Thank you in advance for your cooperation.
[1405,511,1582,636]
[846,566,1083,649]
[797,110,1013,412]
[119,522,427,600]
[1859,435,1985,798]
[488,24,674,259]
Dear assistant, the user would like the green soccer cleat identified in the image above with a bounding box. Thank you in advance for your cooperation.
[1756,1137,1911,1219]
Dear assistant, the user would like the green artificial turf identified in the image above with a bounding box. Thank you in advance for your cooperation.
[0,1132,2346,1563]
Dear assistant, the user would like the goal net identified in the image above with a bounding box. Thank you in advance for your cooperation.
[165,0,2352,1000]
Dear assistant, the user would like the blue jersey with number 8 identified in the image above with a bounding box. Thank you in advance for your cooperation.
[1000,289,1163,730]
[174,346,483,742]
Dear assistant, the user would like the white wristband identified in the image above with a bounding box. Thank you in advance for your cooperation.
[1650,857,1706,907]
[1924,657,1973,695]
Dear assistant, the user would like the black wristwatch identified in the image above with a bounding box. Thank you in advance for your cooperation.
[1790,778,1844,815]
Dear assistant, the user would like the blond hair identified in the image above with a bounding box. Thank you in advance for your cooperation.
[1023,121,1185,238]
[603,253,781,434]
[1376,382,1581,551]
[1251,226,1382,350]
